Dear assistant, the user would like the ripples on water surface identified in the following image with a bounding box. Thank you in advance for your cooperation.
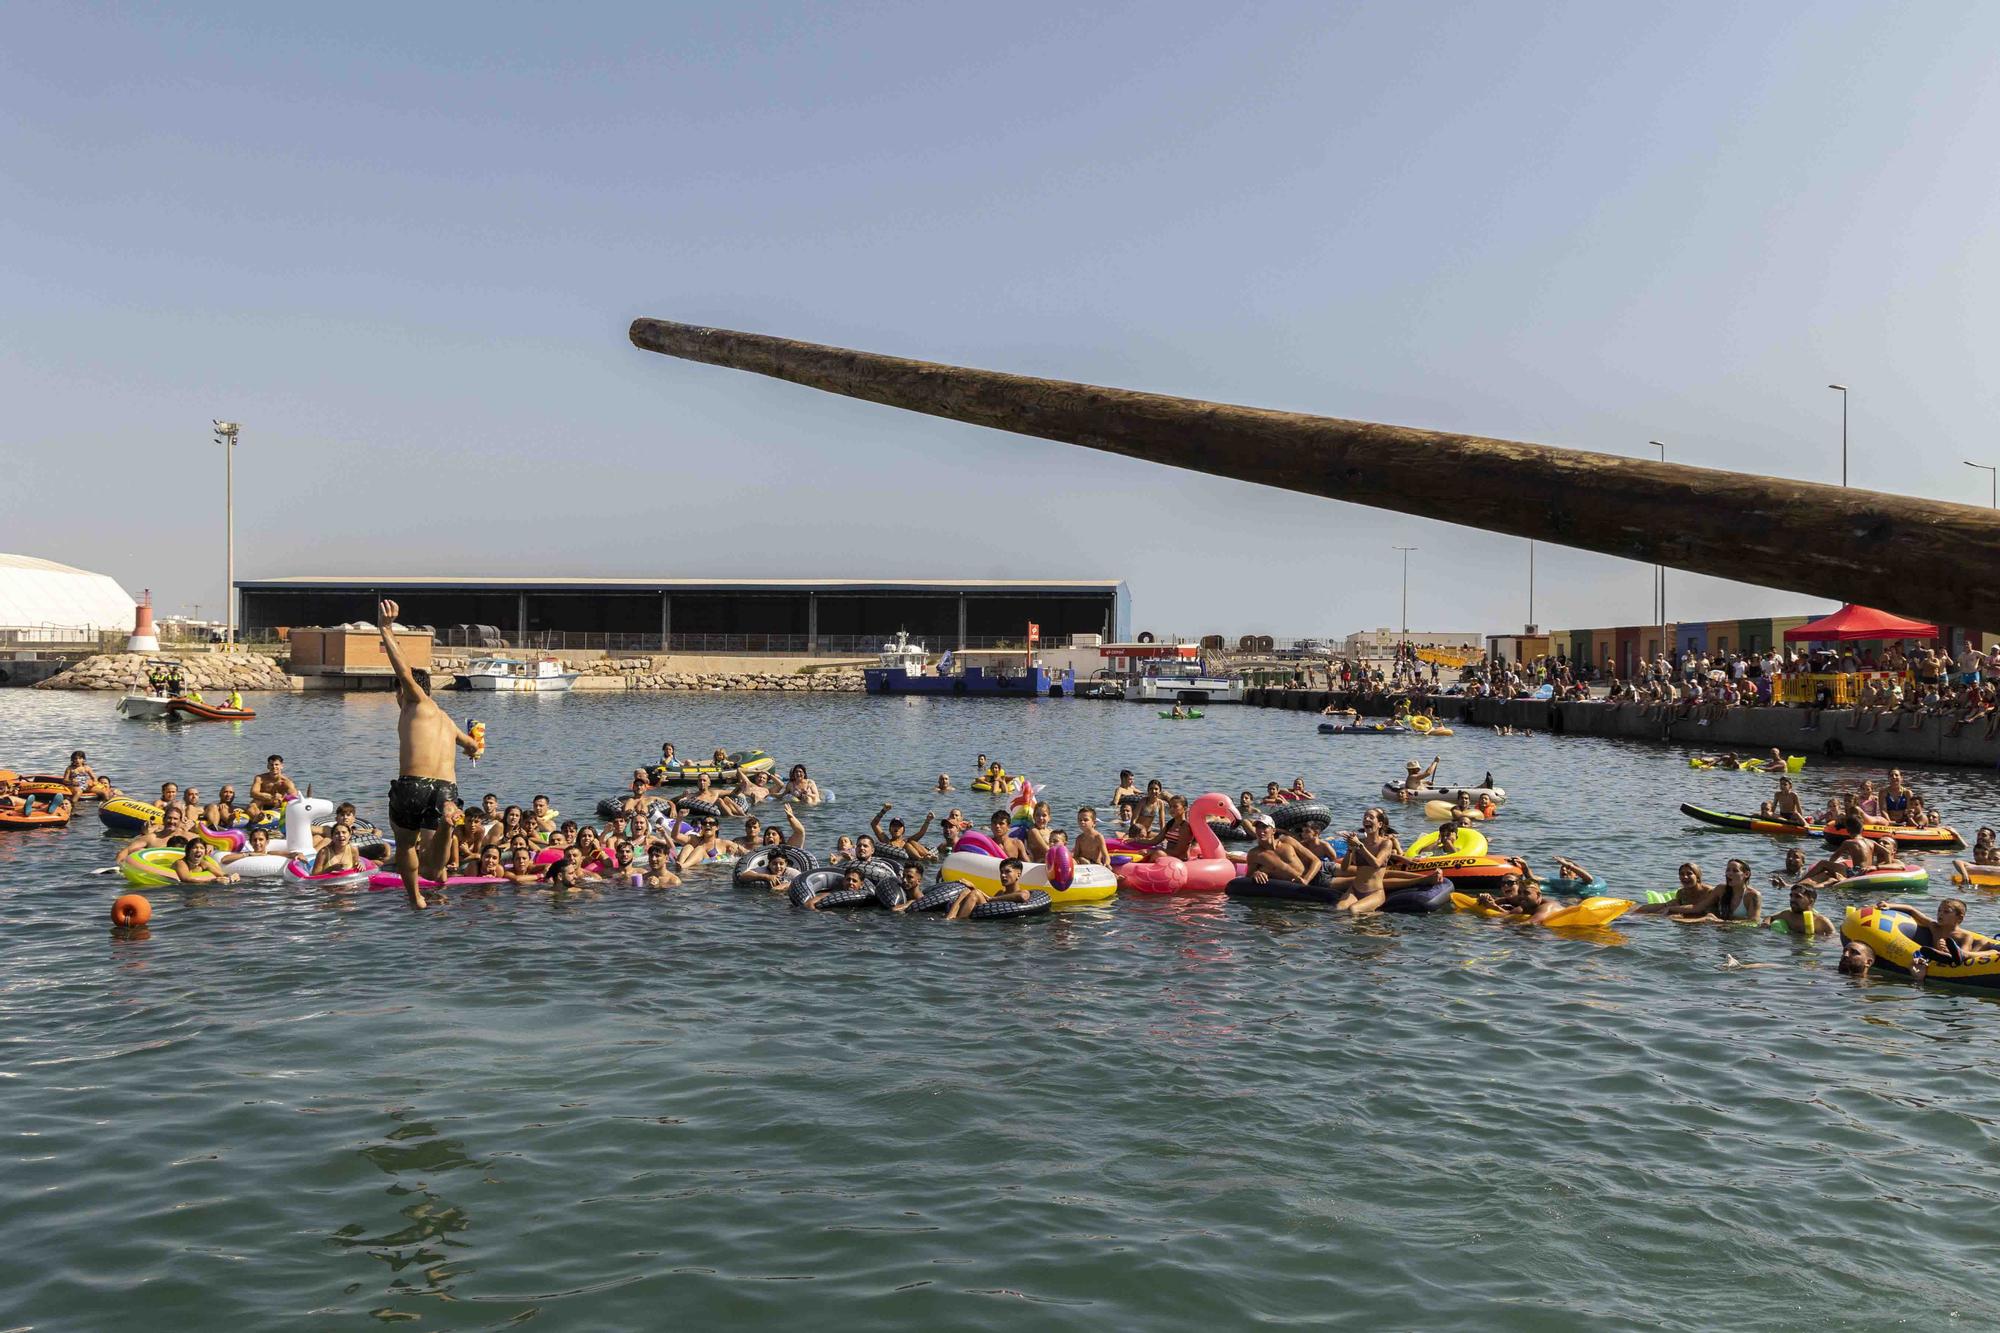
[2,690,1998,1329]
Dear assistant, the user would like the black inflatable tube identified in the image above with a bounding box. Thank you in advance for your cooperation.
[810,886,879,910]
[911,883,968,913]
[967,890,1052,920]
[1225,876,1342,905]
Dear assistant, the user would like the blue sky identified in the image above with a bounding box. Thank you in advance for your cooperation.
[6,2,1999,637]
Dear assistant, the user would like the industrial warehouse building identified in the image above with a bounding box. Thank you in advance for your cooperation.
[235,576,1130,652]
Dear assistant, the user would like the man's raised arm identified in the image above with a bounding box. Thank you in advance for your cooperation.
[376,599,423,699]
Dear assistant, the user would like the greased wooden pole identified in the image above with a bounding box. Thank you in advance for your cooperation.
[631,317,2000,630]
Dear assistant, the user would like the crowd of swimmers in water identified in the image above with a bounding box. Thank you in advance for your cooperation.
[66,727,2000,965]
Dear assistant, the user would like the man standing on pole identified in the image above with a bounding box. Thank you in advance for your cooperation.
[376,598,483,909]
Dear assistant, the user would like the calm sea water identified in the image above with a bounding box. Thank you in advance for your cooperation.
[3,689,1998,1330]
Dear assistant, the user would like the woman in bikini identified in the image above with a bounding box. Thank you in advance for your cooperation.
[1880,770,1914,825]
[171,838,241,885]
[1636,862,1714,915]
[313,822,365,877]
[784,764,821,805]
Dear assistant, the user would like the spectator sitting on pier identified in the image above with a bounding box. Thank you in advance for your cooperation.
[1946,681,1992,736]
[1847,680,1890,733]
[1884,681,1932,733]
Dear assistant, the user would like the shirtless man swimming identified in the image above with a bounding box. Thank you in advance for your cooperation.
[872,803,936,861]
[1074,807,1110,866]
[202,785,242,831]
[985,809,1029,861]
[249,755,300,814]
[1772,776,1807,827]
[116,804,189,864]
[376,599,484,909]
[1243,822,1321,886]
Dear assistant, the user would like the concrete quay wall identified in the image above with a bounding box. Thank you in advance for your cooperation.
[1246,689,2000,770]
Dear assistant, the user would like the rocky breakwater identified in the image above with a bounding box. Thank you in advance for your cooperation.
[580,658,866,691]
[619,667,866,692]
[36,652,294,692]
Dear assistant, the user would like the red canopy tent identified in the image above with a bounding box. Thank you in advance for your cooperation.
[1783,605,1938,642]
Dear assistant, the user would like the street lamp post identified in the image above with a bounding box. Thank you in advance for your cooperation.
[214,421,240,648]
[1648,441,1667,665]
[1965,460,1997,510]
[1394,544,1416,678]
[1827,384,1847,486]
[1527,539,1535,631]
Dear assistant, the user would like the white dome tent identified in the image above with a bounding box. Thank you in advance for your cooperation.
[0,554,138,640]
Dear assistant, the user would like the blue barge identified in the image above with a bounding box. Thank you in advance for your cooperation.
[862,634,1074,698]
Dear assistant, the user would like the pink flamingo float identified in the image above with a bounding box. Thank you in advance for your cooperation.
[1114,792,1243,894]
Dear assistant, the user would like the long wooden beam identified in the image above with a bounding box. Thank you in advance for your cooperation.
[630,317,2000,631]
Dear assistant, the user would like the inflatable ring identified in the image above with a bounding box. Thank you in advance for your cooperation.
[1271,801,1334,834]
[1407,828,1490,859]
[911,883,969,913]
[850,859,902,890]
[968,889,1052,920]
[810,886,879,910]
[117,848,185,888]
[110,893,152,927]
[732,845,818,887]
[1409,714,1434,734]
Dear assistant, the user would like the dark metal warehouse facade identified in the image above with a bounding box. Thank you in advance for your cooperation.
[235,576,1130,652]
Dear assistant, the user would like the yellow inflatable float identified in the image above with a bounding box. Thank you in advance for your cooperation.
[1688,755,1807,772]
[1407,827,1488,859]
[1423,799,1489,823]
[937,851,1116,905]
[1841,906,2000,989]
[1450,892,1633,928]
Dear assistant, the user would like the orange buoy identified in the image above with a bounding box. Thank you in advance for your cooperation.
[111,893,152,927]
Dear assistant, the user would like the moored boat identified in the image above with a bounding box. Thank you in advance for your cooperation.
[453,656,580,693]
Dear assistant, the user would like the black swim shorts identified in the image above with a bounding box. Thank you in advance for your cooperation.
[388,775,459,831]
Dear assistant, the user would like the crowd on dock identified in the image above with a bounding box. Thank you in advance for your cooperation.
[1281,637,2000,744]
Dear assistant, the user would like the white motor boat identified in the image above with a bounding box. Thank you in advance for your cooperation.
[1129,670,1246,705]
[117,693,176,720]
[452,656,580,693]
